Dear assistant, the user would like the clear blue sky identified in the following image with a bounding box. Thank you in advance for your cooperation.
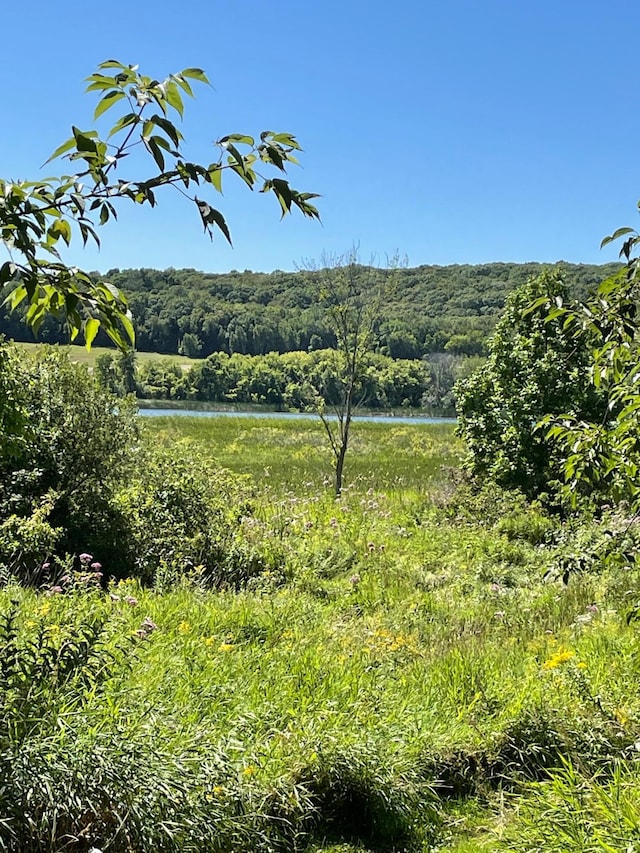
[1,0,637,273]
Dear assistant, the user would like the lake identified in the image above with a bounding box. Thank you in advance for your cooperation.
[138,408,456,425]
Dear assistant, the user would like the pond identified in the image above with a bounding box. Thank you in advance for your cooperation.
[138,407,456,425]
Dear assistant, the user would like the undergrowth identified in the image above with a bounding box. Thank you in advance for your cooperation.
[1,418,639,851]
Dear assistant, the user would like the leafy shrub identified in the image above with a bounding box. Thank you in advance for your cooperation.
[455,270,606,500]
[110,445,280,587]
[0,344,139,582]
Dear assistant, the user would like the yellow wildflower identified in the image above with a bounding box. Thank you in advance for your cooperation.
[178,621,191,634]
[542,648,575,669]
[218,642,235,652]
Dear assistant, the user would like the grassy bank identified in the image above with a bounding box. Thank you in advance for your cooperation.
[2,417,639,852]
[10,340,200,370]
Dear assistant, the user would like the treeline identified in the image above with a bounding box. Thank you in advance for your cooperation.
[0,262,621,358]
[97,349,480,414]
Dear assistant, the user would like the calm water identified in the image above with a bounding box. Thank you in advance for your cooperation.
[138,408,456,425]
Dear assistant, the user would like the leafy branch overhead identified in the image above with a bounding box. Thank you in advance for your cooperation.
[0,60,320,349]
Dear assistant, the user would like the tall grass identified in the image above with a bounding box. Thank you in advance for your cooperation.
[143,416,462,494]
[2,416,640,851]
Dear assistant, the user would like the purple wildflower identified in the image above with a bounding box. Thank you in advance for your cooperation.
[136,616,158,639]
[79,553,93,565]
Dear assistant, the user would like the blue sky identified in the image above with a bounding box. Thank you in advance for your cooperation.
[1,0,638,273]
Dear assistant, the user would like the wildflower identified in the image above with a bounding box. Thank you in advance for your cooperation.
[178,621,191,634]
[367,541,376,552]
[91,562,102,571]
[242,765,256,777]
[542,647,575,669]
[79,553,93,565]
[349,573,361,587]
[586,604,599,614]
[218,642,235,652]
[124,595,138,606]
[329,518,338,528]
[42,562,51,571]
[47,585,64,595]
[136,616,158,639]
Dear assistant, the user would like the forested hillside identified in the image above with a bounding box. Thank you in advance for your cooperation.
[0,261,621,358]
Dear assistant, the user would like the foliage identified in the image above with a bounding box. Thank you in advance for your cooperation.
[1,261,621,359]
[0,60,319,349]
[0,341,278,588]
[0,415,639,850]
[110,447,278,587]
[0,343,139,579]
[130,347,431,411]
[540,270,640,512]
[455,270,607,500]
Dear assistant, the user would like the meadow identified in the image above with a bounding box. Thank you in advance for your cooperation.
[2,415,640,852]
[10,340,199,370]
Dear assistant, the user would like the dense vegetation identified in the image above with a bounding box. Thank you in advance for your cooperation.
[2,383,640,852]
[96,347,471,415]
[1,261,621,358]
[4,53,640,853]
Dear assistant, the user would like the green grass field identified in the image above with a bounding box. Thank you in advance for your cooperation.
[10,339,200,369]
[2,415,639,852]
[143,415,462,494]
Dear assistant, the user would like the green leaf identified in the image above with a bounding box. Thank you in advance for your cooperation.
[271,132,302,150]
[172,75,194,98]
[108,112,139,138]
[44,136,76,165]
[219,134,255,147]
[271,178,293,217]
[98,59,127,70]
[196,198,232,245]
[145,137,165,171]
[208,165,223,193]
[180,68,210,84]
[601,227,635,248]
[149,114,183,147]
[164,81,184,118]
[85,74,118,92]
[94,89,126,119]
[84,317,100,349]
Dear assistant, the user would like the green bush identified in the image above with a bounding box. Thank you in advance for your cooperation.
[0,343,279,589]
[455,270,606,500]
[110,446,281,587]
[0,344,139,582]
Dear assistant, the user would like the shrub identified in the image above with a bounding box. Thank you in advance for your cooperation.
[0,344,139,582]
[455,270,606,500]
[110,445,279,587]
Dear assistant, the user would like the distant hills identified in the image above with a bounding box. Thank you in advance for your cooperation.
[1,261,622,359]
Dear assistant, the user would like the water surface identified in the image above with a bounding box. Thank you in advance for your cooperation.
[138,408,456,425]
